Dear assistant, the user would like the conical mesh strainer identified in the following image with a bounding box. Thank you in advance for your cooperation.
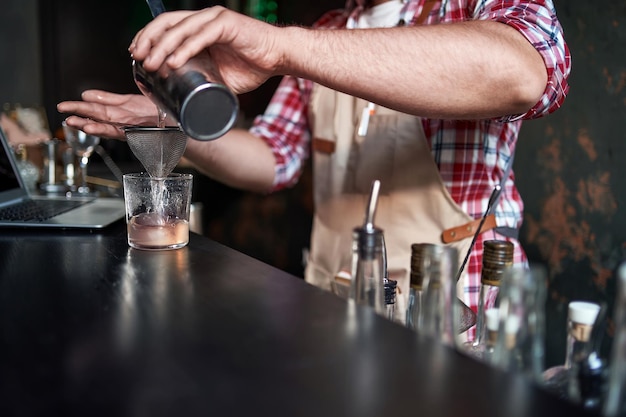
[124,127,188,178]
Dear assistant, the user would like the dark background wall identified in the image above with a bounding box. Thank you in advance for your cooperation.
[515,1,626,366]
[0,0,41,107]
[0,0,624,369]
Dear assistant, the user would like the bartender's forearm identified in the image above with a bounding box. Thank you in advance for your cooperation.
[183,128,276,193]
[281,20,547,119]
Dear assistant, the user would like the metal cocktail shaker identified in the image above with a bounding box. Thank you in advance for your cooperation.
[133,52,239,141]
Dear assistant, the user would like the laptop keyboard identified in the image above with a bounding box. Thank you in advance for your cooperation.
[0,199,87,222]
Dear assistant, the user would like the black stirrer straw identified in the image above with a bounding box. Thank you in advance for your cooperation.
[455,185,501,282]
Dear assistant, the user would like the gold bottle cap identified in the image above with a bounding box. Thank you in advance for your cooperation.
[410,243,438,290]
[481,240,514,286]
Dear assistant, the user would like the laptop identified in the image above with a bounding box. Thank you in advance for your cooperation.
[0,125,126,228]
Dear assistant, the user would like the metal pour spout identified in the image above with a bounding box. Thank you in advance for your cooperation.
[363,179,381,232]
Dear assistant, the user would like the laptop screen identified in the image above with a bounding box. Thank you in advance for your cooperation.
[0,125,27,196]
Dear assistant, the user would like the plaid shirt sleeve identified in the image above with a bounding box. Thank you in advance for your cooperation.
[248,75,312,192]
[475,0,571,121]
[249,10,348,192]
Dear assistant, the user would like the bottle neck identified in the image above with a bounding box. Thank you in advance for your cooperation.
[565,321,594,368]
[475,240,511,345]
[474,281,500,345]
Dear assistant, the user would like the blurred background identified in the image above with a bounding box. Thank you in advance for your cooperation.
[0,0,624,368]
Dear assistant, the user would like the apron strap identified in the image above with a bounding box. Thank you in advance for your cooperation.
[442,147,519,242]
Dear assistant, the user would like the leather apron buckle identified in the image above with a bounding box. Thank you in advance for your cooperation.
[312,137,336,154]
[441,214,498,244]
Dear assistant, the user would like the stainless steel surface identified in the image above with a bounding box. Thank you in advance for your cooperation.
[132,58,239,142]
[364,179,380,231]
[123,126,188,179]
[136,0,239,142]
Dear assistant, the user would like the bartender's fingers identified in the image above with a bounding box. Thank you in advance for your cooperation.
[80,90,156,116]
[57,100,104,121]
[133,7,259,73]
[129,10,194,54]
[57,97,120,125]
[57,90,125,117]
[156,7,237,70]
[58,91,157,125]
[130,10,197,71]
[80,89,138,106]
[161,9,280,82]
[62,116,126,141]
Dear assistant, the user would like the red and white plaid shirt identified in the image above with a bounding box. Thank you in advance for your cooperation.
[249,0,571,312]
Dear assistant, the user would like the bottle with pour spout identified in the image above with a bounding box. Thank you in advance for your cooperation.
[349,180,386,316]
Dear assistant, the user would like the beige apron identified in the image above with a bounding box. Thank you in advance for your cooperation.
[305,84,475,320]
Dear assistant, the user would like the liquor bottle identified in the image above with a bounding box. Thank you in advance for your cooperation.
[349,225,386,315]
[577,347,607,411]
[605,263,626,417]
[349,180,386,316]
[542,301,601,401]
[420,244,459,347]
[461,240,513,359]
[406,243,436,331]
[492,265,547,383]
[484,308,500,359]
[13,144,40,192]
[575,305,607,412]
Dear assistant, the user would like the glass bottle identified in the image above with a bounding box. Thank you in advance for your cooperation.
[491,265,547,383]
[484,307,500,359]
[420,244,459,347]
[605,263,626,417]
[13,144,40,192]
[575,301,607,412]
[406,243,434,331]
[349,226,386,315]
[349,180,386,316]
[542,301,601,401]
[462,240,513,359]
[578,358,606,412]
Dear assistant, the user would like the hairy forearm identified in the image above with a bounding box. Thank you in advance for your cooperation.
[183,128,276,193]
[281,20,547,119]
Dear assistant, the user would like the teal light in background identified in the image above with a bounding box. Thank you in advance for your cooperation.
[246,0,278,23]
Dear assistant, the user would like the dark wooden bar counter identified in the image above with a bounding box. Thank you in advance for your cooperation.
[0,221,595,417]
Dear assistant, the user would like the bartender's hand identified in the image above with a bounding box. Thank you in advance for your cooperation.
[57,90,170,140]
[129,7,283,94]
